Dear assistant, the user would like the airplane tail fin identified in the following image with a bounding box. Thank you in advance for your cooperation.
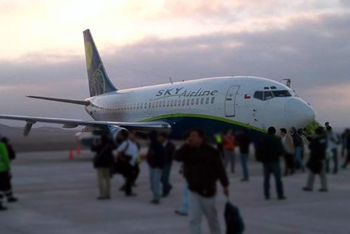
[83,29,117,97]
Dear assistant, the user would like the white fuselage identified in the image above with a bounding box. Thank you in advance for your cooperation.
[84,76,315,135]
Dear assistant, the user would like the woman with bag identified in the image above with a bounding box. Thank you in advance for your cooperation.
[91,133,114,200]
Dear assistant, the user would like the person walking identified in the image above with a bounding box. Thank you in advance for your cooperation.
[214,133,224,159]
[280,128,295,176]
[260,127,286,200]
[147,130,164,204]
[303,127,328,192]
[341,129,348,158]
[116,131,139,197]
[159,132,176,197]
[91,133,114,200]
[175,128,229,234]
[325,126,339,174]
[223,129,236,173]
[237,129,251,181]
[1,137,18,202]
[341,129,350,169]
[290,127,305,172]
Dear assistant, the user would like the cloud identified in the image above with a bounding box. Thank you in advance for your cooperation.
[0,11,349,128]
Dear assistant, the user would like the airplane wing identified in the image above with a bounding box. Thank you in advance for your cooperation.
[0,114,171,136]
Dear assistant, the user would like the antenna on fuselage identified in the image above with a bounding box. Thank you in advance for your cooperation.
[169,77,173,84]
[280,78,291,87]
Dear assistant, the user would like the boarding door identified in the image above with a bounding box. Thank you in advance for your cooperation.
[225,86,240,117]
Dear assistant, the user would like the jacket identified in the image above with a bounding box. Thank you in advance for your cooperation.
[163,141,176,165]
[0,142,10,172]
[91,143,114,169]
[147,136,164,169]
[175,143,229,197]
[308,134,327,162]
[238,133,251,154]
[282,134,294,155]
[260,135,284,163]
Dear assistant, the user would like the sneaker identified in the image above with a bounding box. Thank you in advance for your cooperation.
[303,187,312,192]
[150,199,160,205]
[175,210,188,216]
[126,193,137,197]
[319,188,328,192]
[7,197,18,203]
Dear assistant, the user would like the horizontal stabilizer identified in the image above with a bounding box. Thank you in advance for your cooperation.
[27,96,89,106]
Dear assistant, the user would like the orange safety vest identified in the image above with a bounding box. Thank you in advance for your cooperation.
[223,136,235,150]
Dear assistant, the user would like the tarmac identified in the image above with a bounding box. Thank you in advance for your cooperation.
[1,150,350,234]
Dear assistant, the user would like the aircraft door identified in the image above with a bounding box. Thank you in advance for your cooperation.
[225,86,240,117]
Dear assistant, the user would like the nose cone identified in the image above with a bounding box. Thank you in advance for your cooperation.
[285,99,315,128]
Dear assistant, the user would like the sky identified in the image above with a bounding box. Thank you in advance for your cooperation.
[0,0,349,129]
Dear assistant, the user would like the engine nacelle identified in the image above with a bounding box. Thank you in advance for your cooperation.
[76,126,128,148]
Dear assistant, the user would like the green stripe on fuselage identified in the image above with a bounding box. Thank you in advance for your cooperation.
[140,113,266,133]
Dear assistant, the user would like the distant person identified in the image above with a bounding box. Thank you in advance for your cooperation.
[290,127,305,172]
[341,129,349,158]
[298,129,306,161]
[1,138,16,161]
[175,128,229,234]
[325,122,330,128]
[325,126,339,174]
[116,131,138,197]
[91,133,114,200]
[0,136,18,211]
[147,131,164,204]
[159,132,176,197]
[303,127,328,192]
[280,128,295,176]
[259,127,286,200]
[341,129,350,169]
[237,129,251,181]
[223,129,236,173]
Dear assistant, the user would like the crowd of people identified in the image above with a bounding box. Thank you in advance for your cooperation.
[1,123,350,234]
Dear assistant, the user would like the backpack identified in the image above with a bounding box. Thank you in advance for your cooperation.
[224,201,245,234]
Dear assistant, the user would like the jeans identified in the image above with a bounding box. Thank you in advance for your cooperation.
[224,149,235,173]
[263,162,284,199]
[178,182,190,214]
[326,148,338,173]
[240,153,249,179]
[189,192,221,234]
[294,147,305,171]
[161,163,172,195]
[149,166,162,200]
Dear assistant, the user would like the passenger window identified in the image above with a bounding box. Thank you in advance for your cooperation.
[201,98,204,105]
[174,100,177,107]
[178,100,181,106]
[182,99,186,106]
[191,99,194,105]
[167,101,170,107]
[254,91,263,100]
[196,98,199,105]
[211,97,215,104]
[170,100,173,107]
[205,97,209,104]
[187,99,190,105]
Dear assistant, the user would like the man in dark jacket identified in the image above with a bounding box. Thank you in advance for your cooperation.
[147,131,164,204]
[175,128,229,234]
[303,127,328,192]
[91,133,114,200]
[237,129,251,181]
[341,129,350,168]
[159,132,176,197]
[260,126,286,200]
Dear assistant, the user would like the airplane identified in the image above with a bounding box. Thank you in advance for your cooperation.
[0,29,315,144]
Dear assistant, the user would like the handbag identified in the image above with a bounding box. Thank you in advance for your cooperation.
[224,198,245,234]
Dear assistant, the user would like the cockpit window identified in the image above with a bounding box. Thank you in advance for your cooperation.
[272,90,291,97]
[253,90,291,101]
[264,91,273,100]
[253,91,263,100]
